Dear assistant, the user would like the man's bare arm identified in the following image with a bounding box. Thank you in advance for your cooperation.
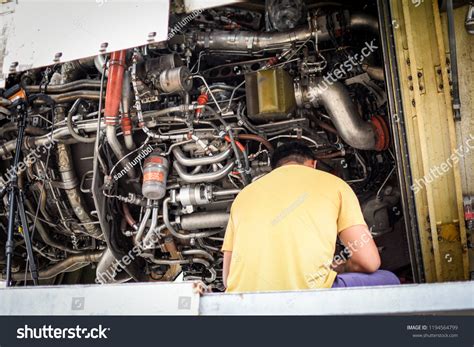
[222,251,232,288]
[338,224,380,273]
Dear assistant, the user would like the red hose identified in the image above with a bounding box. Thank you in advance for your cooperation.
[236,134,274,153]
[105,50,127,125]
[224,135,245,153]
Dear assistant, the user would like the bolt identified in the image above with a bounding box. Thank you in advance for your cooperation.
[412,99,416,107]
[100,42,108,52]
[408,75,413,80]
[419,86,423,91]
[439,84,443,89]
[417,72,422,78]
[409,86,414,91]
[54,52,62,62]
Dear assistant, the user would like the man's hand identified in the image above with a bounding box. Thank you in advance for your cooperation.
[331,261,347,274]
[338,224,381,273]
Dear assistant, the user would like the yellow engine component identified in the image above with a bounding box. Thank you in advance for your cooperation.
[245,68,296,123]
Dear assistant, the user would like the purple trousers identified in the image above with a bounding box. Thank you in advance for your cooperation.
[332,270,400,288]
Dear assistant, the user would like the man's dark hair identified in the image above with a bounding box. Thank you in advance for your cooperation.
[271,141,315,169]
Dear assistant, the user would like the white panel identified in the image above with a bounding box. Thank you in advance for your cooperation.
[0,282,200,315]
[183,0,246,13]
[200,282,474,315]
[2,0,169,75]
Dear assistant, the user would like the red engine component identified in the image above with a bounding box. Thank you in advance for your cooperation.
[371,115,390,151]
[104,50,127,125]
[195,92,209,117]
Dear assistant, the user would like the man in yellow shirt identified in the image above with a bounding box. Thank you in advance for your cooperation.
[222,141,399,292]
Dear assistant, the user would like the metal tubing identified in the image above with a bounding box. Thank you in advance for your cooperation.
[179,212,229,230]
[307,79,378,150]
[194,13,378,52]
[8,251,103,281]
[162,198,220,239]
[173,161,235,183]
[25,80,101,93]
[55,105,103,239]
[172,146,232,167]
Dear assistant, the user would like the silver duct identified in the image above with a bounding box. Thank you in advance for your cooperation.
[173,161,235,183]
[8,251,103,281]
[193,13,378,52]
[178,212,230,230]
[296,78,378,150]
[96,249,131,284]
[172,146,232,167]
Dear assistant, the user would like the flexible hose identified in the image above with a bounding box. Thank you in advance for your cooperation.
[66,98,97,143]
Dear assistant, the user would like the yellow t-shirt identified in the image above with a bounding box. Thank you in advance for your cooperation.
[222,164,367,293]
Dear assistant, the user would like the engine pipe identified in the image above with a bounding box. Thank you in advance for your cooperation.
[172,146,232,167]
[121,71,135,150]
[173,161,235,183]
[104,50,137,179]
[193,13,379,53]
[162,197,220,240]
[104,50,126,126]
[296,79,389,151]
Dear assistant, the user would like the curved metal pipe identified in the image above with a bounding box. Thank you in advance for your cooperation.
[194,13,378,52]
[182,249,215,262]
[25,80,101,93]
[163,198,220,240]
[55,104,103,239]
[24,199,81,254]
[0,123,47,138]
[106,126,137,179]
[66,98,96,143]
[136,207,158,244]
[303,79,378,150]
[8,251,102,281]
[135,205,152,244]
[122,203,138,231]
[362,65,385,81]
[104,50,136,179]
[94,54,107,76]
[96,248,132,284]
[142,224,167,248]
[349,12,379,33]
[121,71,135,150]
[31,91,103,104]
[236,134,274,152]
[0,119,104,157]
[173,160,235,183]
[172,146,232,167]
